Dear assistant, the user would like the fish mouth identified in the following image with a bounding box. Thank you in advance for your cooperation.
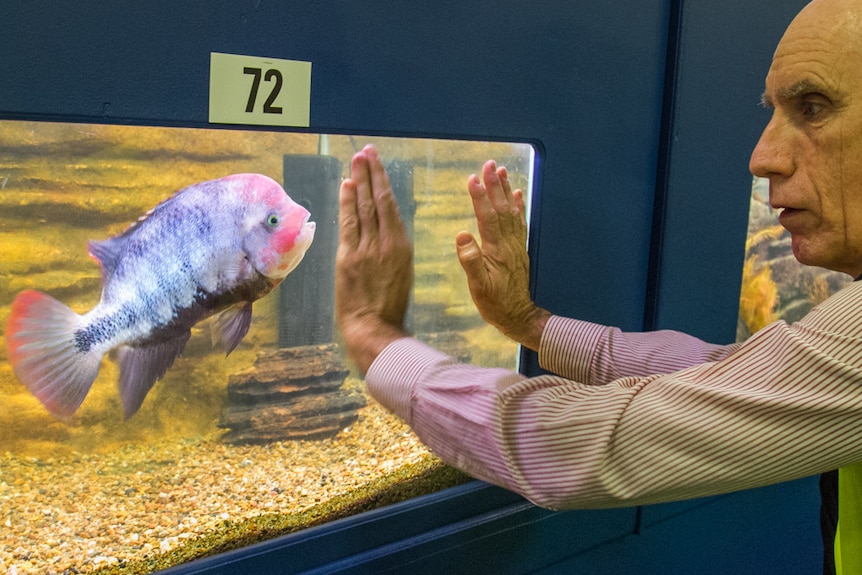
[270,216,315,278]
[298,215,315,247]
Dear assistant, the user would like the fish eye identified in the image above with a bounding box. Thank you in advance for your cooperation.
[266,213,280,227]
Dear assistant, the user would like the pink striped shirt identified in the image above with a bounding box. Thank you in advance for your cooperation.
[365,280,862,510]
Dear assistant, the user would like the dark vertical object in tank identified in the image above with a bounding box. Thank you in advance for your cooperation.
[279,155,342,347]
[278,155,415,347]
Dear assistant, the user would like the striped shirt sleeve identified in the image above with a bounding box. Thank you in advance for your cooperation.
[365,281,862,510]
[539,315,742,385]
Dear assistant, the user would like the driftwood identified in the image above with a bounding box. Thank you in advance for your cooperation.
[218,344,365,444]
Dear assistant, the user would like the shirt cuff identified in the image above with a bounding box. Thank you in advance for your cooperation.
[365,337,455,425]
[538,315,607,382]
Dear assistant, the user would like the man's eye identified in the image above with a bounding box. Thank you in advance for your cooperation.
[800,98,827,119]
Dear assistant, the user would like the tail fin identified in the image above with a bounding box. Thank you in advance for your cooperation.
[5,290,103,419]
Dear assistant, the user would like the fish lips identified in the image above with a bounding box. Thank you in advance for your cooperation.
[274,216,315,278]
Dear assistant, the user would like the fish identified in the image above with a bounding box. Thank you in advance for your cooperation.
[5,174,315,420]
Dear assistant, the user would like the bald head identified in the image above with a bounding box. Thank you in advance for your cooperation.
[783,0,862,53]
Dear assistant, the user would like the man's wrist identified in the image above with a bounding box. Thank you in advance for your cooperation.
[341,318,408,374]
[504,307,551,352]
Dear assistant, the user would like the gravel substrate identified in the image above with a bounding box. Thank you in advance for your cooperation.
[0,400,434,575]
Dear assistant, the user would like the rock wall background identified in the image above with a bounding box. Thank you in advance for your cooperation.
[737,176,850,341]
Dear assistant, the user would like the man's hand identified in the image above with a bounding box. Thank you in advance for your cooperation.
[456,160,550,351]
[335,145,412,373]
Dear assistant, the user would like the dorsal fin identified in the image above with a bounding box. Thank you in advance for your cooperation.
[88,237,126,282]
[87,184,191,281]
[112,187,185,240]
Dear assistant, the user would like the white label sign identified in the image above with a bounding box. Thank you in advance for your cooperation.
[209,52,311,127]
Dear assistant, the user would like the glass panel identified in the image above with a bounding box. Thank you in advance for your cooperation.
[737,176,850,342]
[0,120,534,573]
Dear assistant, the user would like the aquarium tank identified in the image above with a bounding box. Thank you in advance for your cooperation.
[0,120,534,574]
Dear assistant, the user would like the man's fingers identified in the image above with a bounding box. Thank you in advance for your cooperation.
[483,160,516,214]
[352,150,379,240]
[366,145,390,202]
[496,165,516,209]
[468,172,504,243]
[338,178,360,249]
[513,188,526,215]
[513,189,528,238]
[482,161,504,212]
[364,145,406,238]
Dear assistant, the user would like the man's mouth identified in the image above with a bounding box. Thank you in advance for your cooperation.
[778,207,805,230]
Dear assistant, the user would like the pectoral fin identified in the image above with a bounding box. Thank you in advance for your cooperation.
[211,301,253,356]
[118,331,191,420]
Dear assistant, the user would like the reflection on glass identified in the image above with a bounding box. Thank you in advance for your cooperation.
[737,176,850,342]
[0,120,534,573]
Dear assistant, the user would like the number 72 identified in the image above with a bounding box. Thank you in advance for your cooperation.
[243,67,283,114]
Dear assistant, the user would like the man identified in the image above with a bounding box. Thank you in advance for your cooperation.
[334,0,862,572]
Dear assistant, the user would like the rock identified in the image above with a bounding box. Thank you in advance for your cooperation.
[218,344,365,444]
[219,391,366,444]
[225,344,350,406]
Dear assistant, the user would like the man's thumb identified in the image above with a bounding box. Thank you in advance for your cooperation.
[456,232,483,277]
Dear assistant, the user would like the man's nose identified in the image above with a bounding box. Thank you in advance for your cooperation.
[749,114,793,178]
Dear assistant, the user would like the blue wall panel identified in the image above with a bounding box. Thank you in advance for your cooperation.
[541,478,820,574]
[647,0,809,341]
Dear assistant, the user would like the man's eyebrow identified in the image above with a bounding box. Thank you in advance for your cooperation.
[760,79,829,108]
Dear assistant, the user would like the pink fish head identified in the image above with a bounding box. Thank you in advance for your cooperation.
[231,174,315,280]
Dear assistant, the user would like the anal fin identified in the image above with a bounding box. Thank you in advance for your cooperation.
[118,331,190,420]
